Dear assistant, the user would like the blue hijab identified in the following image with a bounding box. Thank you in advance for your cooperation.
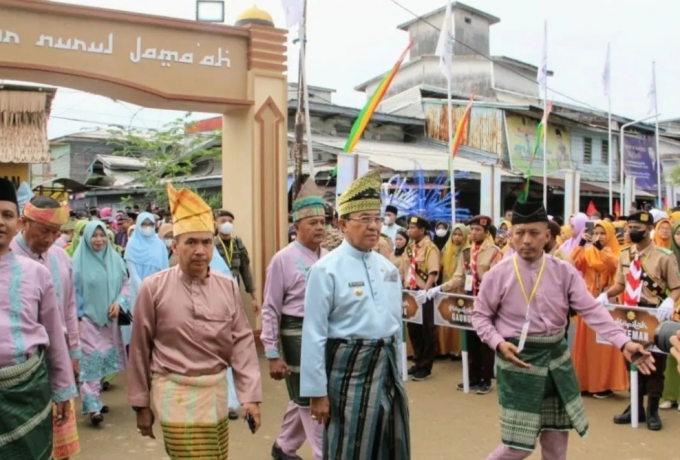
[124,212,169,279]
[73,221,128,327]
[210,245,232,277]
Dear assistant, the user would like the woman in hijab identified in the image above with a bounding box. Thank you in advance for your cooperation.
[158,222,178,266]
[560,212,588,254]
[570,220,628,398]
[74,221,130,426]
[65,220,88,258]
[122,213,169,347]
[438,223,470,359]
[661,220,680,410]
[653,218,673,249]
[106,228,124,255]
[432,221,451,251]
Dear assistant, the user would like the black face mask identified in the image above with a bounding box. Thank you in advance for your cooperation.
[629,229,646,243]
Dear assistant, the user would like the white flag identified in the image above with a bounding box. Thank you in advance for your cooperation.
[434,0,454,82]
[537,21,548,95]
[648,63,657,115]
[281,0,304,29]
[602,43,611,97]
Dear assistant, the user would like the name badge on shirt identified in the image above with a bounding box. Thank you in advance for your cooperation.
[348,281,365,287]
[464,273,473,292]
[517,313,530,352]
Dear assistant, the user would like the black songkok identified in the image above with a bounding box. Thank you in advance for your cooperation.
[0,178,18,211]
[628,211,653,226]
[511,201,549,225]
[385,205,399,215]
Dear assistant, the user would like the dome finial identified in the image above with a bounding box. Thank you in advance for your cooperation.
[235,5,274,27]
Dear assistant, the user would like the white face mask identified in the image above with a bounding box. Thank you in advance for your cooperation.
[140,227,154,237]
[163,238,173,248]
[384,216,393,226]
[219,222,234,235]
[435,229,448,238]
[61,234,72,243]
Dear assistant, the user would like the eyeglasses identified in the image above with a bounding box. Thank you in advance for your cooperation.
[348,217,382,225]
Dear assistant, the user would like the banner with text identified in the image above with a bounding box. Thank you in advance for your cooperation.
[402,291,423,325]
[623,135,658,191]
[433,293,475,330]
[596,305,660,347]
[505,113,572,175]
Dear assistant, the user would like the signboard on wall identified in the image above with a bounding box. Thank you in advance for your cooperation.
[0,162,29,188]
[623,135,658,191]
[505,113,572,175]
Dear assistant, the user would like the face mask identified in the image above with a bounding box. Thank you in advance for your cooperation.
[219,222,234,235]
[384,216,393,226]
[163,238,173,248]
[629,229,646,243]
[61,234,72,243]
[140,227,154,237]
[435,229,447,238]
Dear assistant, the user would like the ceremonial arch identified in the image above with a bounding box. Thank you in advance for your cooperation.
[0,0,288,325]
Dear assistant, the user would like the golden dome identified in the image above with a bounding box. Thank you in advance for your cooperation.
[235,5,274,27]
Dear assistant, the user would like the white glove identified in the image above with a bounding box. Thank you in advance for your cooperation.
[656,298,675,322]
[596,293,609,306]
[415,290,428,305]
[427,286,442,300]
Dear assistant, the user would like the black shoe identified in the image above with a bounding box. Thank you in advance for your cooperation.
[228,410,239,420]
[407,366,418,376]
[456,381,481,391]
[101,380,111,391]
[411,370,432,381]
[271,443,303,460]
[593,390,614,399]
[647,398,662,431]
[450,354,462,362]
[100,405,109,414]
[90,412,103,426]
[476,381,492,395]
[613,403,646,424]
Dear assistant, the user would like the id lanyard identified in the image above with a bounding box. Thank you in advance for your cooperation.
[512,254,547,352]
[217,237,234,267]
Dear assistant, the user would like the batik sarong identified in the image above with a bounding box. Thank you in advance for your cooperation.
[496,332,589,451]
[0,352,53,460]
[151,371,230,460]
[52,398,80,459]
[280,314,307,407]
[325,336,410,460]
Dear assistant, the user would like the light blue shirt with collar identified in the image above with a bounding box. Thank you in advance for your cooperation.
[300,239,403,398]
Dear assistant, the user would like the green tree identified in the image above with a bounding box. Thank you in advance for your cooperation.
[670,164,680,187]
[107,113,221,204]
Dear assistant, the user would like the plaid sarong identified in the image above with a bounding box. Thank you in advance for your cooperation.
[496,332,588,451]
[280,314,307,407]
[325,336,410,460]
[0,352,53,460]
[151,371,230,460]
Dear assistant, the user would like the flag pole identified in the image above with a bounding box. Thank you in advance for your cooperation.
[542,21,548,209]
[653,61,662,208]
[606,43,613,215]
[300,0,315,181]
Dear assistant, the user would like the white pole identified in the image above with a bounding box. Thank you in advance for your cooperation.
[542,21,548,209]
[619,114,660,214]
[448,92,456,226]
[653,62,662,208]
[631,369,639,428]
[608,91,613,214]
[299,0,315,180]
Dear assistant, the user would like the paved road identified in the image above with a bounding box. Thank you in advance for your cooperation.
[74,358,680,460]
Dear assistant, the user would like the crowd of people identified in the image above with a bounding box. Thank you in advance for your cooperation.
[2,170,680,460]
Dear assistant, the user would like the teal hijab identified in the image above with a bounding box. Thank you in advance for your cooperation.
[73,220,128,326]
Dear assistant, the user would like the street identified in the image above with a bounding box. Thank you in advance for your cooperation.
[75,358,679,460]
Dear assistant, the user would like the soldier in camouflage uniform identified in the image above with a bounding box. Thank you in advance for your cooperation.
[214,209,259,313]
[321,203,344,251]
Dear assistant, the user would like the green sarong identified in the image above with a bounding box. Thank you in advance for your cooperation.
[280,314,308,407]
[496,332,588,451]
[0,352,53,460]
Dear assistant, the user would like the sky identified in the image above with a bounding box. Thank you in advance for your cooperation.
[11,0,677,139]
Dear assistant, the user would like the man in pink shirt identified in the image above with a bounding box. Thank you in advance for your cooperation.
[262,179,327,460]
[471,200,655,460]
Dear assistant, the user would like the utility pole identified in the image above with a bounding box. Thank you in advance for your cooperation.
[291,0,307,199]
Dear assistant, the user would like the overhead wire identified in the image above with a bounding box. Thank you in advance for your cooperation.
[387,0,605,113]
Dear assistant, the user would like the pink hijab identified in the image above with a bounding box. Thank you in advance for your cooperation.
[560,213,588,254]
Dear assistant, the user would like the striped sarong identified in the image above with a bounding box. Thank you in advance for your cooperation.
[151,371,230,460]
[496,332,588,452]
[325,336,410,460]
[0,352,53,460]
[52,398,80,459]
[280,314,307,407]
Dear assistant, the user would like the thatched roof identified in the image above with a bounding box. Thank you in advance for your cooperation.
[0,88,53,163]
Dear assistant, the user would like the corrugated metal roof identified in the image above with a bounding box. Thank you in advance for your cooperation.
[293,134,514,177]
[92,154,145,169]
[377,87,425,119]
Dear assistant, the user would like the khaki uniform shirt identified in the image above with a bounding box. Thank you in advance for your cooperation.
[550,245,573,265]
[400,236,440,290]
[443,240,501,293]
[373,235,394,258]
[615,243,680,307]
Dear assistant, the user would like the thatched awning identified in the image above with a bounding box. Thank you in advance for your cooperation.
[0,90,51,163]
